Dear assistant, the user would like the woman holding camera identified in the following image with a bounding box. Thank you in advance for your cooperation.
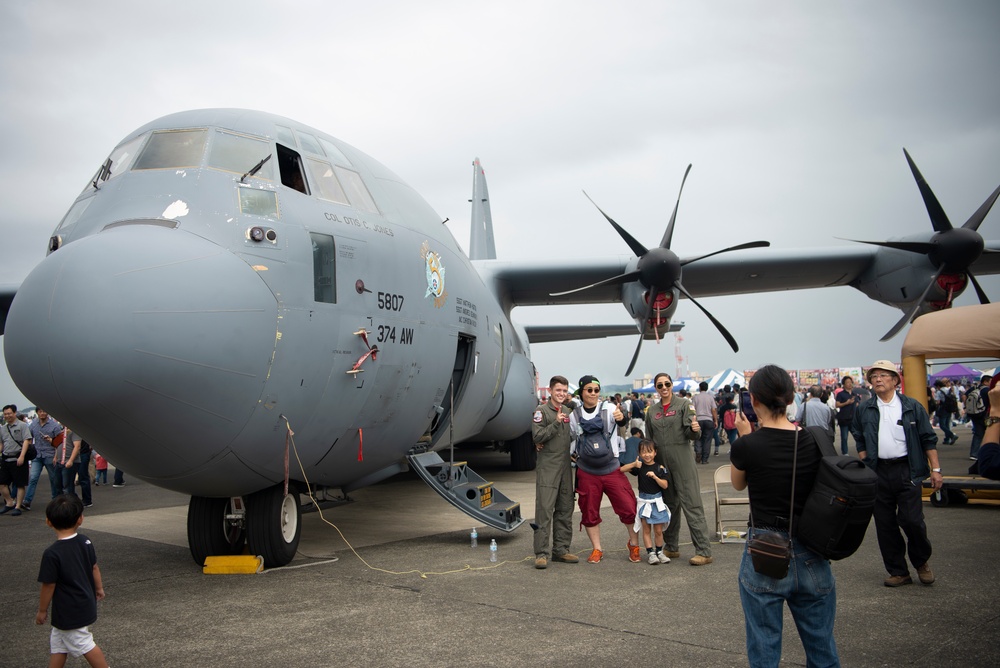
[730,364,840,668]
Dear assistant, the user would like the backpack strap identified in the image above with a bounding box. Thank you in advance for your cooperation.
[805,425,836,457]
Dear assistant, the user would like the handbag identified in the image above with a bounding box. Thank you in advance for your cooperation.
[746,427,799,579]
[6,424,36,461]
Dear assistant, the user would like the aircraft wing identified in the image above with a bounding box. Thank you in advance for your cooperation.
[523,323,683,344]
[475,246,880,307]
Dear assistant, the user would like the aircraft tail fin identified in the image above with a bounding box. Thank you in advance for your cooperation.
[469,158,497,260]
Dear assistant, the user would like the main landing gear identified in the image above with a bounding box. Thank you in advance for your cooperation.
[187,483,302,569]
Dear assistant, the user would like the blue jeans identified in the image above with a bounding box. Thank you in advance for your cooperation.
[970,420,985,459]
[25,456,59,505]
[56,462,79,496]
[739,530,840,668]
[838,422,852,456]
[936,410,955,443]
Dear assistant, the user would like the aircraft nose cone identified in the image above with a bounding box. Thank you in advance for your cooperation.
[5,225,278,479]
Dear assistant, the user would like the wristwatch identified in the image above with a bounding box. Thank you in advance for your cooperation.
[931,468,941,473]
[986,416,1000,428]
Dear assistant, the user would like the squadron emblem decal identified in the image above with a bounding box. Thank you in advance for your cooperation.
[420,241,447,308]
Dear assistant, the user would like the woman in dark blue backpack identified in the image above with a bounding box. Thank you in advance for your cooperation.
[730,364,840,668]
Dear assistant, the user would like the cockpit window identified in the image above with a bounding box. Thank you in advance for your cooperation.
[318,138,352,167]
[304,158,348,204]
[335,166,379,213]
[276,144,308,194]
[275,125,296,146]
[208,131,274,180]
[104,136,145,181]
[295,131,323,156]
[133,129,208,170]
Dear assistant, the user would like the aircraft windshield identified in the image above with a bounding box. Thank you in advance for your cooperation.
[133,129,208,170]
[208,130,274,180]
[304,158,348,205]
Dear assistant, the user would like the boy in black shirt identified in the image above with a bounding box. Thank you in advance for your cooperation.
[35,494,109,668]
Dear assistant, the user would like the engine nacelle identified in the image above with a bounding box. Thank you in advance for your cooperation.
[851,245,966,313]
[622,281,680,338]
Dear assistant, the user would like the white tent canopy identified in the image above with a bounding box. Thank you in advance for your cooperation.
[709,368,745,392]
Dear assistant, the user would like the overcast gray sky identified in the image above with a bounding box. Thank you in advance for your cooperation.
[1,1,998,405]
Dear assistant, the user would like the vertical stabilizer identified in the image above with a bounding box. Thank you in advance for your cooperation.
[469,158,497,260]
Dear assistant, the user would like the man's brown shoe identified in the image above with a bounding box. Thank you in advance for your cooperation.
[884,574,913,587]
[552,552,579,563]
[663,550,681,559]
[917,563,935,584]
[689,555,714,566]
[534,557,548,569]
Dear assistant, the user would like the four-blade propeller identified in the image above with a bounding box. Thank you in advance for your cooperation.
[842,149,1000,341]
[552,165,770,375]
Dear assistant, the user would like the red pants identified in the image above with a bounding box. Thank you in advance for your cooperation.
[576,468,637,527]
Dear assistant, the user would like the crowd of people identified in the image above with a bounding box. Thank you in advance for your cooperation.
[530,364,1000,668]
[0,405,125,517]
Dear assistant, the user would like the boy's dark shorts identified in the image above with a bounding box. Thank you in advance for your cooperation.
[0,459,29,487]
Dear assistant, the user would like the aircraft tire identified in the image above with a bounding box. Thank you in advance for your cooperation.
[246,485,301,568]
[509,432,537,471]
[187,496,247,566]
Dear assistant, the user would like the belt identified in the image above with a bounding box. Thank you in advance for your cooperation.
[879,456,908,462]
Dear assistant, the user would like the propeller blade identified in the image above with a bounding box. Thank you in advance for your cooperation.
[903,149,952,233]
[836,238,935,254]
[624,288,658,376]
[967,271,990,305]
[659,164,692,250]
[582,191,648,257]
[549,270,642,297]
[674,281,739,352]
[961,181,1000,231]
[880,266,944,341]
[680,240,771,267]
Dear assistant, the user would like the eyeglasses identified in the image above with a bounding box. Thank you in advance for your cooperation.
[583,387,601,394]
[656,382,672,389]
[870,372,894,380]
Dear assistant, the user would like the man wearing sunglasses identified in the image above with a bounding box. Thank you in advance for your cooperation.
[568,375,639,564]
[852,360,941,587]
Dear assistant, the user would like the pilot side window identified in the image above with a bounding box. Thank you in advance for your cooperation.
[310,233,336,303]
[133,129,208,170]
[277,144,308,194]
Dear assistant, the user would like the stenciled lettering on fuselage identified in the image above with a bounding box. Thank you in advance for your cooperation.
[421,241,447,308]
[323,212,394,237]
[456,297,477,327]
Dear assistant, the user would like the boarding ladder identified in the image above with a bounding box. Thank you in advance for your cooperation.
[406,451,524,532]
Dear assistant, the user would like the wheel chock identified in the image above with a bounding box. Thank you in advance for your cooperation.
[202,555,264,574]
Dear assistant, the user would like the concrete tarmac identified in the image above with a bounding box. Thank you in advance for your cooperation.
[1,427,998,667]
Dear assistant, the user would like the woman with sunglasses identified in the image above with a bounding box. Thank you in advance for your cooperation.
[644,372,714,566]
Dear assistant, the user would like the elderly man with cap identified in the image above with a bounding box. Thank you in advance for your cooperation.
[568,374,641,564]
[851,360,942,587]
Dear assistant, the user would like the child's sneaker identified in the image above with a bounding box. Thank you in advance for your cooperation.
[657,552,671,564]
[647,552,659,565]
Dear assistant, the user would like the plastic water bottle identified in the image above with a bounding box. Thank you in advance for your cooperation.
[470,527,478,548]
[489,538,498,562]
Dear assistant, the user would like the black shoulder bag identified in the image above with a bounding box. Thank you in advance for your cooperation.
[746,427,799,579]
[6,424,36,461]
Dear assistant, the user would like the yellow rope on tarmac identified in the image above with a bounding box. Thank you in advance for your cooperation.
[280,417,532,578]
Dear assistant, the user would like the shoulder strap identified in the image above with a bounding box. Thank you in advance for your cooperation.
[805,425,836,457]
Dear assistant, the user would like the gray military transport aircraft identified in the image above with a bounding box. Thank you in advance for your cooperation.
[2,109,999,567]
